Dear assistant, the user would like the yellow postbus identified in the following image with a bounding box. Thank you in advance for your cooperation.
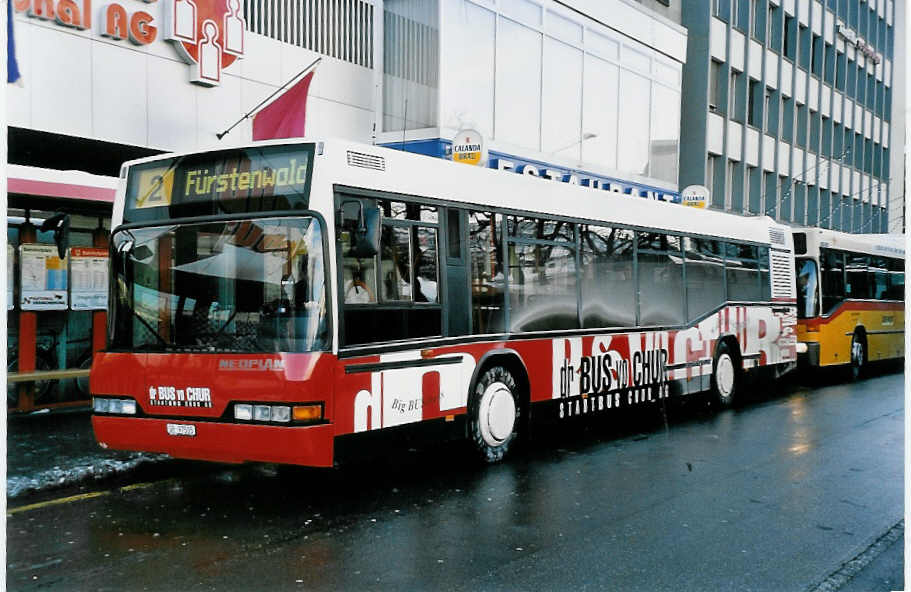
[793,229,904,377]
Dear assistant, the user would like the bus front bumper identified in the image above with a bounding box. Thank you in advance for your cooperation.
[92,416,335,467]
[797,342,820,367]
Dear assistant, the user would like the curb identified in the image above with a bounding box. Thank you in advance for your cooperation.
[806,520,904,592]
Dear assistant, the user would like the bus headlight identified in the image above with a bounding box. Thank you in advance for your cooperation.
[234,404,253,421]
[253,405,272,421]
[93,397,137,415]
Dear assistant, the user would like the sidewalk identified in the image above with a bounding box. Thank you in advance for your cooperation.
[834,527,905,592]
[6,408,167,499]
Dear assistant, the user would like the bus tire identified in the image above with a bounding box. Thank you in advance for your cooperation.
[711,340,739,408]
[850,332,866,381]
[468,365,520,463]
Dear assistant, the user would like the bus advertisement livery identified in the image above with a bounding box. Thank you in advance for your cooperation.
[91,139,798,466]
[793,228,904,377]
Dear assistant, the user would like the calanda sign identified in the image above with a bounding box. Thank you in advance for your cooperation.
[14,0,245,86]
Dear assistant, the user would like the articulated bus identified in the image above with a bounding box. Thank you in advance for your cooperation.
[793,228,904,377]
[91,139,798,466]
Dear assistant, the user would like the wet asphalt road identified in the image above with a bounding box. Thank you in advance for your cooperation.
[7,369,904,591]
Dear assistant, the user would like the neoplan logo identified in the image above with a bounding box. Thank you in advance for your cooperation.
[166,0,245,86]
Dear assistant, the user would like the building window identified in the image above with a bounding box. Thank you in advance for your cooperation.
[778,175,789,220]
[783,15,795,59]
[781,95,793,141]
[726,161,736,210]
[747,165,758,213]
[796,104,808,147]
[763,171,775,216]
[707,155,717,192]
[712,0,723,18]
[710,60,723,112]
[747,79,759,126]
[734,0,746,30]
[835,52,845,91]
[729,70,741,121]
[767,4,777,46]
[811,35,822,76]
[751,0,762,40]
[763,88,772,131]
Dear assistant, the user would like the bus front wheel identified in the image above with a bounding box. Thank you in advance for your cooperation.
[711,341,738,408]
[468,366,520,463]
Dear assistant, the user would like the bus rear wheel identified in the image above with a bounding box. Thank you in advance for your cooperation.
[468,366,520,463]
[711,341,738,408]
[850,333,866,380]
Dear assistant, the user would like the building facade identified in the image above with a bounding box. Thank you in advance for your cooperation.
[679,0,902,233]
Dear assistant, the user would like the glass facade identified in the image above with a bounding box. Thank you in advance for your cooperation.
[440,0,683,186]
[383,0,440,132]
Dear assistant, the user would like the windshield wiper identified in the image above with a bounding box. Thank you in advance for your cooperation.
[208,309,239,345]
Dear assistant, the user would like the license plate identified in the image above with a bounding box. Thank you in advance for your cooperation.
[166,423,196,437]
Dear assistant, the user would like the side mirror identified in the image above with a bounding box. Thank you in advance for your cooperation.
[338,199,380,258]
[132,245,154,262]
[40,213,70,260]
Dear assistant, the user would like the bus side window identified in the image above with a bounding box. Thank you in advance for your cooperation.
[580,225,635,328]
[380,225,413,301]
[724,243,761,302]
[845,253,872,299]
[340,197,442,346]
[820,248,845,314]
[469,212,504,334]
[637,232,684,326]
[340,233,378,305]
[684,237,725,321]
[888,258,905,301]
[758,247,771,301]
[506,217,578,333]
[871,257,890,300]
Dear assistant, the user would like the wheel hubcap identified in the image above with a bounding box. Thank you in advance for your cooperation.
[479,381,516,446]
[852,340,864,367]
[716,354,735,400]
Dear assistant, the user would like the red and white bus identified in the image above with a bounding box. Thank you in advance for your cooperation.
[91,139,798,465]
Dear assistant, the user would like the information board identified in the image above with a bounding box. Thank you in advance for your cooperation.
[20,244,68,310]
[70,247,109,310]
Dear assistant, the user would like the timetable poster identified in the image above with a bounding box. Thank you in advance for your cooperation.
[20,244,68,310]
[70,247,109,310]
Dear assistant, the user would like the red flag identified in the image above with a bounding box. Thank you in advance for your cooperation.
[252,69,315,141]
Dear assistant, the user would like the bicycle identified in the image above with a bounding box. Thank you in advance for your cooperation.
[7,333,94,408]
[7,337,57,407]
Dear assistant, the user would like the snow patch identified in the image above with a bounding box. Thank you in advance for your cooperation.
[7,454,168,499]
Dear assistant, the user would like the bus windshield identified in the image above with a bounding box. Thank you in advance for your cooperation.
[795,258,819,319]
[110,217,328,353]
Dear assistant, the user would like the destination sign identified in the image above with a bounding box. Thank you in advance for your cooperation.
[124,144,314,222]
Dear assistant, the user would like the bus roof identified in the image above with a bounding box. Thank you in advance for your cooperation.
[319,139,790,247]
[793,227,905,258]
[116,137,791,248]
